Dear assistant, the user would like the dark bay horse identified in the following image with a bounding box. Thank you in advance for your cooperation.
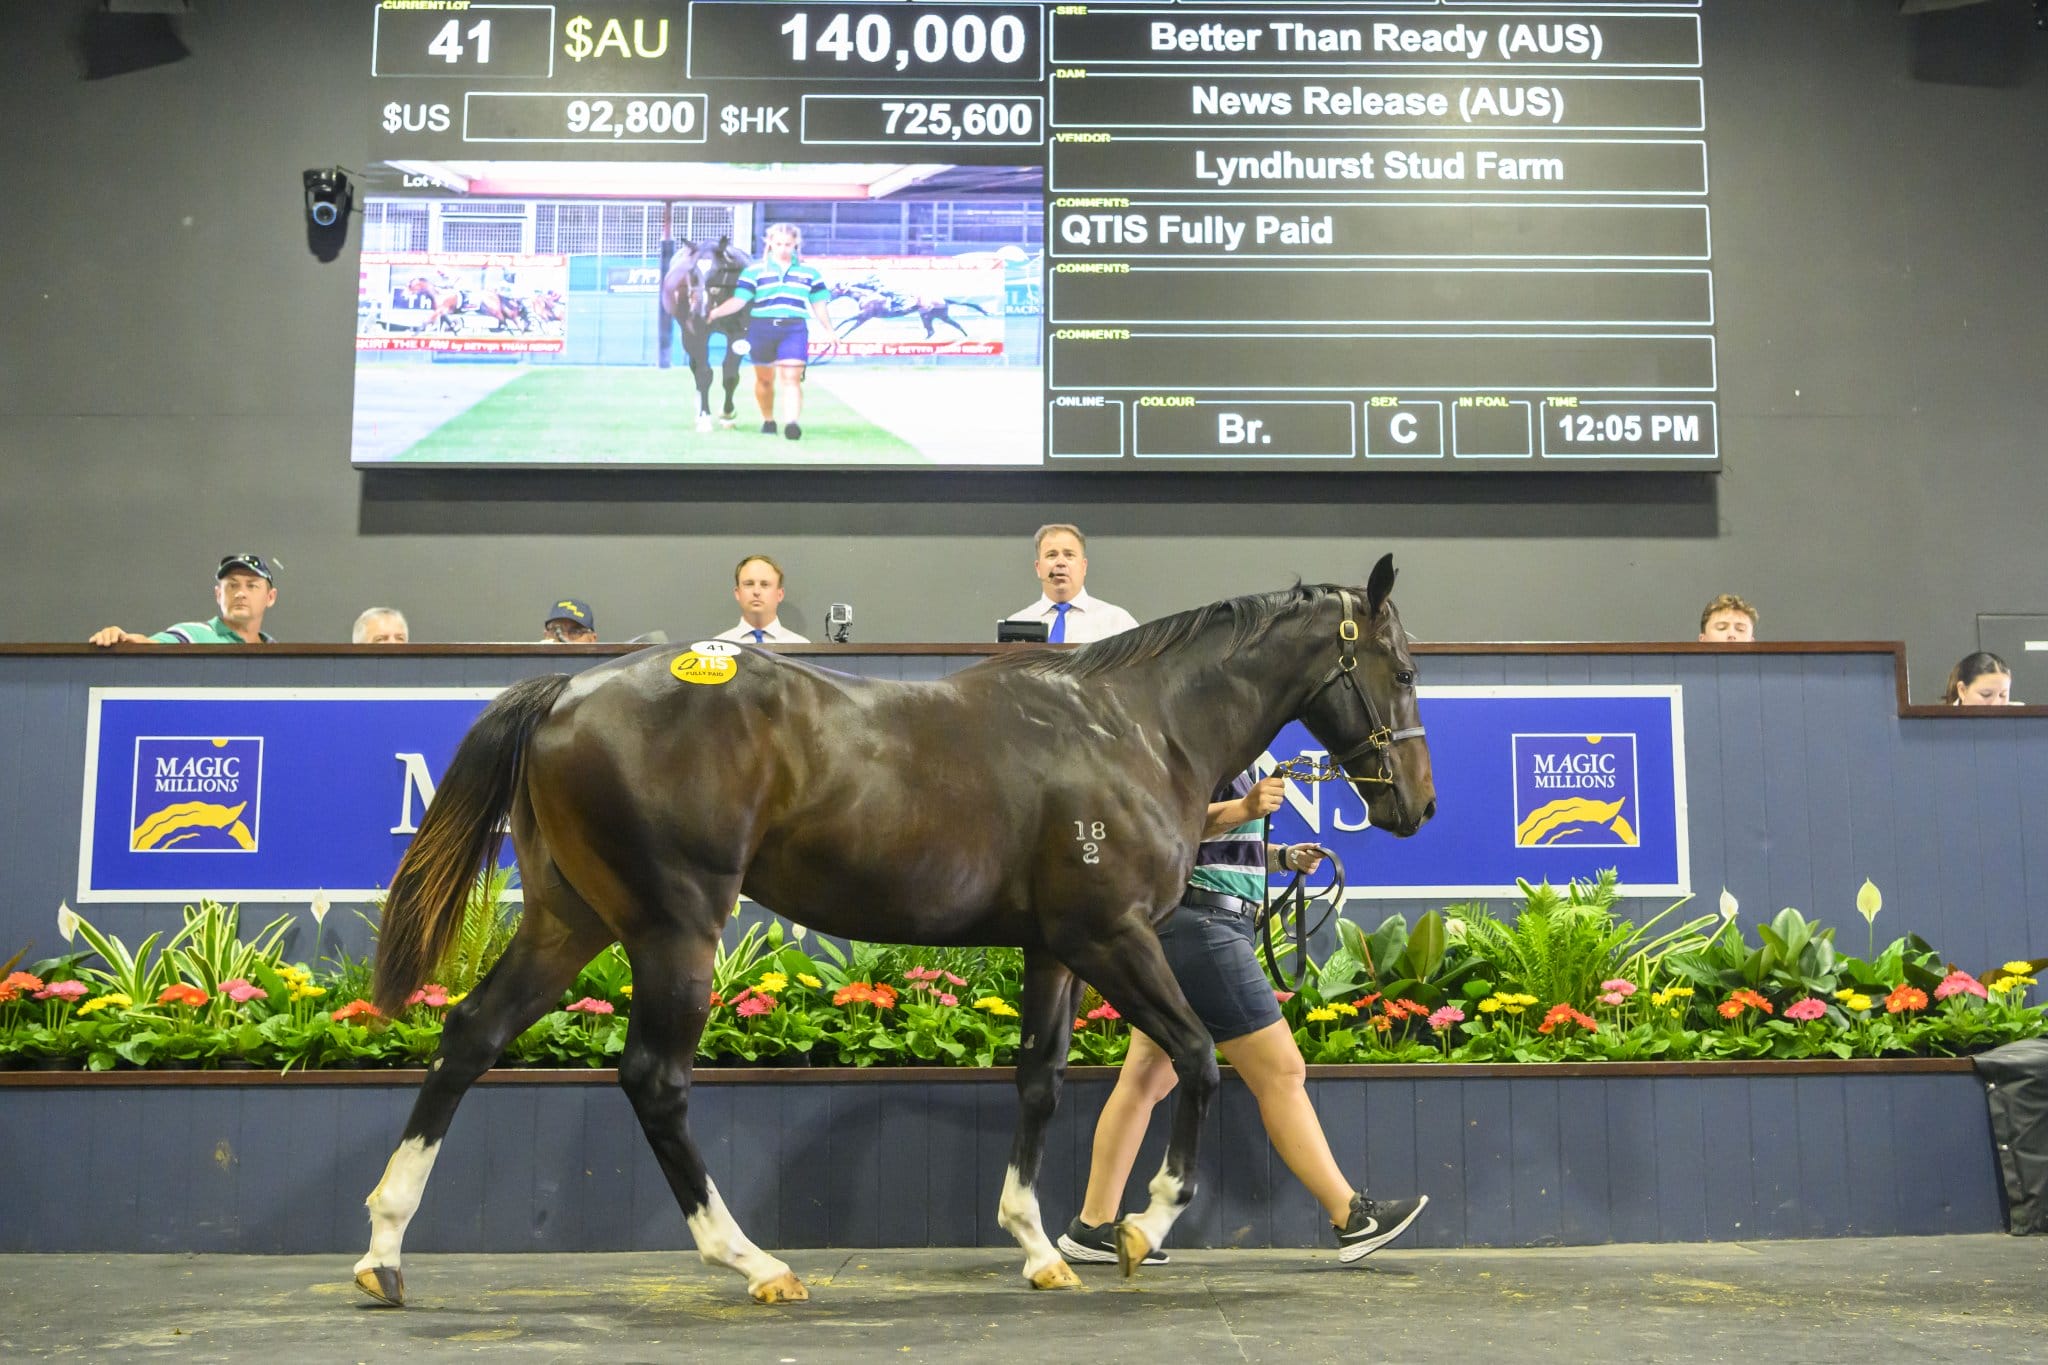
[353,558,1434,1306]
[660,237,751,432]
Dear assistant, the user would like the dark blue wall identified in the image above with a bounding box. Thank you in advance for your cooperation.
[0,1069,2002,1254]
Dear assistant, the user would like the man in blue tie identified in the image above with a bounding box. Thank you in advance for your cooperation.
[1009,524,1140,644]
[715,554,810,644]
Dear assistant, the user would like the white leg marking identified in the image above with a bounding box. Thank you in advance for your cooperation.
[354,1136,441,1275]
[687,1180,793,1293]
[1124,1163,1188,1253]
[997,1164,1065,1281]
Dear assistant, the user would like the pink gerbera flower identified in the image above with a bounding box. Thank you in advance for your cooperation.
[735,994,775,1018]
[1935,970,1988,1001]
[33,980,89,1002]
[1783,997,1828,1023]
[1427,1005,1465,1031]
[566,997,615,1015]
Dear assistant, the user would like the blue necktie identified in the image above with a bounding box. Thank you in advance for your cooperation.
[1049,602,1072,644]
[751,628,766,643]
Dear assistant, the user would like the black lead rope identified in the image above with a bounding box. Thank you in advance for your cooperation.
[1259,817,1346,993]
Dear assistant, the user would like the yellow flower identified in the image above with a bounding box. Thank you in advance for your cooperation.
[1990,976,2036,996]
[2003,961,2034,975]
[757,972,788,993]
[78,993,132,1016]
[1845,993,1872,1011]
[1503,1003,1527,1015]
[973,996,1018,1017]
[1512,994,1539,1007]
[1331,1001,1359,1017]
[1665,987,1694,999]
[1305,1006,1339,1023]
[1478,997,1503,1014]
[291,984,328,1001]
[1832,988,1855,1001]
[619,985,632,998]
[797,973,822,989]
[446,991,467,1005]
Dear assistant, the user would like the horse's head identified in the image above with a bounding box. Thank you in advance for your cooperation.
[1296,554,1436,837]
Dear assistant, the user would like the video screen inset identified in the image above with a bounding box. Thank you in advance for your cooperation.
[357,2,1716,472]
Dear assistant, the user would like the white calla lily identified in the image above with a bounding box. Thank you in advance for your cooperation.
[57,902,80,944]
[1718,887,1738,922]
[310,889,331,927]
[1855,878,1882,926]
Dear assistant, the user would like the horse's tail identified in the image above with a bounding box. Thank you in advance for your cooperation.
[372,673,572,1017]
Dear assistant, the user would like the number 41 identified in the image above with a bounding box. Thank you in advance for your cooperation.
[428,18,492,64]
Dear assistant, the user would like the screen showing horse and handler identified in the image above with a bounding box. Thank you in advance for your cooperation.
[350,162,1042,468]
[351,559,1433,1307]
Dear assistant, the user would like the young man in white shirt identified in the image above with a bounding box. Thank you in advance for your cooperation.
[715,555,810,644]
[1009,524,1140,644]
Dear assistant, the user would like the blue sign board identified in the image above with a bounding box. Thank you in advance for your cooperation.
[1263,685,1689,899]
[80,689,498,902]
[81,684,1688,904]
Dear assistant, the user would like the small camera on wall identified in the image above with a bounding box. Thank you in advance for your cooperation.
[302,168,352,228]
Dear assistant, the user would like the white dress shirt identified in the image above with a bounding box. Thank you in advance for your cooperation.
[714,619,810,644]
[1007,589,1140,644]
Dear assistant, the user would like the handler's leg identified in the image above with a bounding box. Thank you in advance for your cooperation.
[1057,917,1219,1276]
[996,949,1085,1289]
[1216,1022,1353,1221]
[777,361,807,439]
[1074,1029,1177,1228]
[752,358,777,430]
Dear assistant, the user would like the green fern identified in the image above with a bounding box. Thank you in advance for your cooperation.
[1460,872,1709,1008]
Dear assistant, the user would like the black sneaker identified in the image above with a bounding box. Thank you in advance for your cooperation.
[1334,1192,1428,1263]
[1057,1217,1167,1266]
[760,420,778,435]
[783,422,803,441]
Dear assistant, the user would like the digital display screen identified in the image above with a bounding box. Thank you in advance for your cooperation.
[355,1,1716,471]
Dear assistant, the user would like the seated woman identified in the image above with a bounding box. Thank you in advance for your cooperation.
[1945,651,2016,705]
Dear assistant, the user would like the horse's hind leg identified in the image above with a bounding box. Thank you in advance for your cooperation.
[352,851,608,1305]
[718,343,743,425]
[997,949,1084,1289]
[620,905,806,1303]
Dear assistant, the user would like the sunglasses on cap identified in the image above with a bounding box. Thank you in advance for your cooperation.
[218,554,273,582]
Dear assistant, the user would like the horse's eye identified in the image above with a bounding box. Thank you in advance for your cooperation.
[1396,671,1415,688]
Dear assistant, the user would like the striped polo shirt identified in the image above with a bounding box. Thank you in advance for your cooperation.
[731,258,829,320]
[1188,770,1266,904]
[151,616,273,644]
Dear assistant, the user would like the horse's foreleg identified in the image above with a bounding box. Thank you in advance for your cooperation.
[621,921,805,1304]
[686,339,715,431]
[1058,919,1217,1278]
[353,879,606,1306]
[719,344,743,424]
[997,950,1083,1290]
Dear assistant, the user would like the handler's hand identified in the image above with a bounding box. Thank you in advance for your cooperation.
[1284,844,1328,875]
[1244,775,1287,818]
[89,626,151,647]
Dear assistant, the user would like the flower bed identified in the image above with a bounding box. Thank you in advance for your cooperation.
[4,876,2042,1073]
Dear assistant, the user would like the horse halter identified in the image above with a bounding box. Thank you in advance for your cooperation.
[1272,588,1427,789]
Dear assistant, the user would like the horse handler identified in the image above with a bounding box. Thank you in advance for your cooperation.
[1061,771,1429,1271]
[708,222,834,443]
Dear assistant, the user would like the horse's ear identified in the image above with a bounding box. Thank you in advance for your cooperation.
[1365,553,1397,618]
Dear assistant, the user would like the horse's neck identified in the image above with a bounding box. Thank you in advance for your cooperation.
[1109,612,1325,793]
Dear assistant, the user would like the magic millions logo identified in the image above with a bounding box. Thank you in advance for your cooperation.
[1511,734,1639,848]
[129,737,263,852]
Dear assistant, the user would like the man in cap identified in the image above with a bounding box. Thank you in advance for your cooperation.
[89,553,279,646]
[542,598,598,643]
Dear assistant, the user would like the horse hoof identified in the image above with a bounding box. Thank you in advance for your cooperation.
[354,1265,405,1306]
[1115,1224,1153,1280]
[1029,1261,1083,1291]
[750,1272,809,1305]
[695,415,713,433]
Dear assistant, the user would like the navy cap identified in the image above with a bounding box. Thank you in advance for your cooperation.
[217,553,273,583]
[544,597,595,630]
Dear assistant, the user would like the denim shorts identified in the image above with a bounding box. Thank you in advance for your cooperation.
[1156,899,1283,1044]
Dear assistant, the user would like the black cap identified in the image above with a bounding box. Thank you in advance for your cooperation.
[217,553,273,583]
[544,597,594,630]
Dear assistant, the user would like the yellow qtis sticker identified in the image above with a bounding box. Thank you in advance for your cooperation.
[671,651,738,686]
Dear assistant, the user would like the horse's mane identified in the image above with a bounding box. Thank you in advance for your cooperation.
[997,583,1341,680]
